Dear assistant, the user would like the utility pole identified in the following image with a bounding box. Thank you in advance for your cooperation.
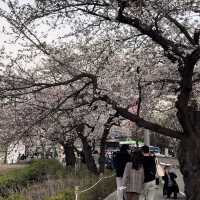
[144,129,150,146]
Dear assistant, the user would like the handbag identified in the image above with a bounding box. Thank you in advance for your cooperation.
[155,158,164,177]
[156,163,164,177]
[155,158,164,185]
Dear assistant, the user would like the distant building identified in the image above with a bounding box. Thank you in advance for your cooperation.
[7,141,25,164]
[4,139,65,164]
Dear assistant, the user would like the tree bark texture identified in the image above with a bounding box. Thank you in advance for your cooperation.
[178,135,200,200]
[176,56,200,200]
[99,115,116,173]
[63,143,76,167]
[76,124,98,174]
[81,136,98,174]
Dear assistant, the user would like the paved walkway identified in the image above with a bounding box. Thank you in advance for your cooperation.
[104,157,186,200]
[104,184,185,200]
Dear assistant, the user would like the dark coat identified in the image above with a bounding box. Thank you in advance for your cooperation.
[113,151,131,177]
[162,172,179,194]
[142,156,156,183]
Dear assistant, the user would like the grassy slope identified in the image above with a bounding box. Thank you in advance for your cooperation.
[0,161,116,200]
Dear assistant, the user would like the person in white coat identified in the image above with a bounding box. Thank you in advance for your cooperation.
[123,150,144,200]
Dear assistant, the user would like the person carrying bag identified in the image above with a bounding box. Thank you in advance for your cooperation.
[155,157,164,185]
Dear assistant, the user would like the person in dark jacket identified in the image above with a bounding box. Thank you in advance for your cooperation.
[162,166,179,199]
[113,144,131,200]
[141,145,156,200]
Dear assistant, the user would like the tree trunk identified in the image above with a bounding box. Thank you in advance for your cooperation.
[177,108,200,200]
[175,53,200,200]
[99,126,110,173]
[99,114,118,173]
[3,146,8,164]
[99,141,106,174]
[76,124,98,174]
[63,143,76,167]
[82,137,98,174]
[41,142,46,159]
[178,135,200,200]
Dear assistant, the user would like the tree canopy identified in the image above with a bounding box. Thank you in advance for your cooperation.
[0,1,200,198]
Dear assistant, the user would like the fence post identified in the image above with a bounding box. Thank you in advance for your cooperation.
[75,186,79,200]
[99,173,104,178]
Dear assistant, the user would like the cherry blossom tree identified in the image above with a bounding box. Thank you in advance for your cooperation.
[0,0,200,198]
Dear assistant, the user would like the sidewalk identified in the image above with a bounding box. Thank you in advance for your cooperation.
[104,184,185,200]
[104,158,185,200]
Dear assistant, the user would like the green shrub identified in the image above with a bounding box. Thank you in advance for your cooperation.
[0,164,115,200]
[0,159,66,197]
[0,194,25,200]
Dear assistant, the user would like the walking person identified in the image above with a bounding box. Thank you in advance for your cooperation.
[162,166,179,199]
[123,150,144,200]
[141,145,156,200]
[113,144,131,200]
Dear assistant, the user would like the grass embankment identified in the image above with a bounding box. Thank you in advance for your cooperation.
[0,164,26,176]
[0,159,65,197]
[0,160,116,200]
[46,167,116,200]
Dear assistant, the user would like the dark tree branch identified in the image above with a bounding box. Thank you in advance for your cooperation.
[177,47,200,108]
[0,73,97,99]
[175,47,200,136]
[194,29,200,45]
[97,95,183,140]
[136,68,142,117]
[22,1,187,61]
[99,112,119,172]
[166,15,195,45]
[115,14,185,60]
[116,107,183,139]
[143,78,180,85]
[1,73,97,92]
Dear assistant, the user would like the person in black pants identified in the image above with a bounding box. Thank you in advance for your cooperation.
[162,166,179,199]
[113,145,131,200]
[141,145,156,200]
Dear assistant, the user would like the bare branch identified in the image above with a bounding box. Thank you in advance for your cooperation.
[194,28,200,45]
[0,73,97,98]
[98,95,183,139]
[166,14,195,46]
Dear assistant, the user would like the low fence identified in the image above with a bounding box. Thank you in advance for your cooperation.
[74,173,115,200]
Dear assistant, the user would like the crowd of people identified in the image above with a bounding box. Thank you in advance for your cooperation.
[113,145,179,200]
